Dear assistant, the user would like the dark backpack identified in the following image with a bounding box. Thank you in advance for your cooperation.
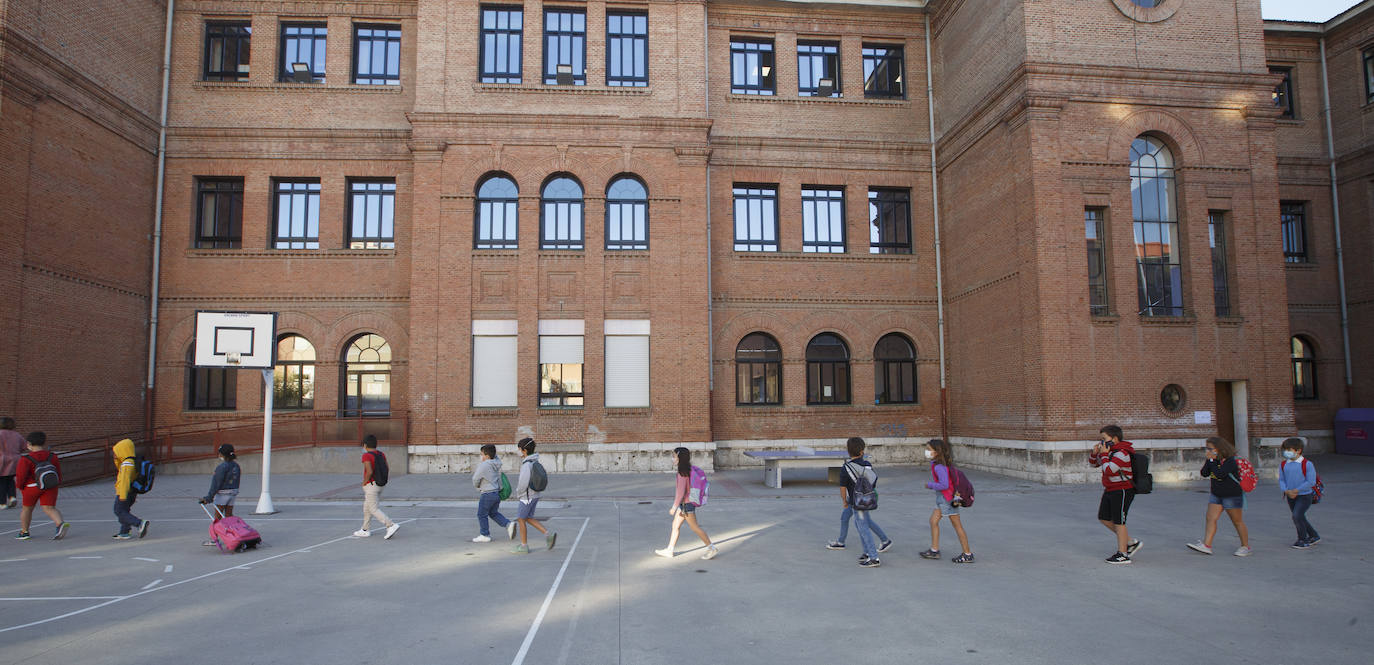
[845,461,878,511]
[26,453,59,490]
[369,451,389,487]
[130,456,156,494]
[1130,452,1152,495]
[526,458,548,492]
[948,466,975,507]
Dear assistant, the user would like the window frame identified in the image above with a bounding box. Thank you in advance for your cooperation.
[605,175,649,250]
[272,334,316,410]
[1364,47,1374,105]
[732,184,779,252]
[606,10,648,87]
[868,187,912,254]
[874,333,917,405]
[279,22,327,83]
[540,175,585,250]
[475,173,520,249]
[203,21,252,82]
[542,7,587,85]
[1130,135,1184,317]
[538,334,585,408]
[1085,207,1109,316]
[341,333,392,417]
[1291,336,1317,400]
[1209,211,1233,317]
[187,349,237,411]
[735,332,782,406]
[1270,66,1295,119]
[806,333,851,405]
[271,178,322,250]
[352,23,402,86]
[802,186,846,253]
[730,38,776,96]
[862,44,904,99]
[346,178,396,250]
[194,177,244,249]
[797,41,841,97]
[1281,200,1308,264]
[480,6,524,84]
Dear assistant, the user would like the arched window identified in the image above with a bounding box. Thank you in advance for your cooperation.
[342,334,391,416]
[541,176,584,250]
[605,176,648,250]
[735,333,781,405]
[806,333,850,404]
[475,174,519,249]
[1130,135,1183,316]
[874,333,916,404]
[273,335,316,410]
[1291,336,1317,400]
[186,347,236,410]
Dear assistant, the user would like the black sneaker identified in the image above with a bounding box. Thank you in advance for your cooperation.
[952,553,975,564]
[1106,552,1132,565]
[859,557,881,568]
[919,549,941,560]
[825,541,845,550]
[877,540,893,554]
[1126,539,1142,556]
[1306,537,1321,546]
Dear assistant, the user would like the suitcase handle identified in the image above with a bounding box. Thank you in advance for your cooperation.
[200,502,225,520]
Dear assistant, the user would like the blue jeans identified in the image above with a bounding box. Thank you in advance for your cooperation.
[851,509,878,558]
[838,506,888,545]
[113,496,141,534]
[477,491,509,536]
[1286,494,1319,542]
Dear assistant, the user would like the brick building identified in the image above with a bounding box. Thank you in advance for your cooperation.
[2,0,1369,481]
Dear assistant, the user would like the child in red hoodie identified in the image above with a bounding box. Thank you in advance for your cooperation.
[1090,425,1141,564]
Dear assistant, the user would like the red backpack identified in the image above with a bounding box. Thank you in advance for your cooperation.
[948,467,975,508]
[1283,459,1324,504]
[1235,458,1258,493]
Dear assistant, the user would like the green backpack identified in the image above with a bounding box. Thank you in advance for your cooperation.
[499,471,512,500]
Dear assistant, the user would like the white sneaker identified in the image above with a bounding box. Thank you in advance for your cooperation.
[472,534,492,543]
[701,546,719,560]
[507,522,518,540]
[1234,546,1253,557]
[384,523,400,540]
[1186,541,1213,555]
[654,548,674,558]
[352,529,371,538]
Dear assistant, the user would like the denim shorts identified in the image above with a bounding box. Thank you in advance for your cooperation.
[936,493,960,516]
[1208,493,1246,510]
[678,502,696,514]
[517,498,539,519]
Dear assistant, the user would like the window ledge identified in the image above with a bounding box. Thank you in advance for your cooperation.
[729,94,908,107]
[605,407,651,416]
[1216,316,1246,326]
[735,252,913,263]
[187,249,396,259]
[475,83,651,96]
[1285,262,1319,271]
[192,81,403,94]
[1138,315,1197,326]
[872,402,920,407]
[538,251,586,259]
[1091,314,1120,325]
[469,408,519,417]
[1276,118,1303,125]
[537,406,585,413]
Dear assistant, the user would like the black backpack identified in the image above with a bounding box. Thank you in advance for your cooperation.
[131,456,156,494]
[845,461,878,510]
[526,458,548,492]
[26,454,59,490]
[1130,452,1153,495]
[369,451,389,487]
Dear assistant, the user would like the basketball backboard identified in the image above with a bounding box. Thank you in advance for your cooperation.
[193,311,278,368]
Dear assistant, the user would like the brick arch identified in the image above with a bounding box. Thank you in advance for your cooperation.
[1108,109,1204,166]
[854,310,938,360]
[328,311,408,363]
[1289,331,1323,357]
[584,157,666,198]
[716,310,792,358]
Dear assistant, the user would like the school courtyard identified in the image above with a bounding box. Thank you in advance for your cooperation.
[0,457,1369,665]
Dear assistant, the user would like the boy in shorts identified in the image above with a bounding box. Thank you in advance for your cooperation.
[15,432,70,540]
[511,438,555,553]
[1090,425,1141,564]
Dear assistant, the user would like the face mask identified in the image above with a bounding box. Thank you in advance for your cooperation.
[1283,450,1298,460]
[924,449,935,460]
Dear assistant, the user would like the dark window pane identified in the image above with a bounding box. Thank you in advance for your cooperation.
[862,45,903,98]
[195,178,244,248]
[1130,136,1183,316]
[204,22,251,82]
[280,24,327,82]
[1209,211,1232,317]
[868,188,911,254]
[1280,201,1307,263]
[797,42,840,97]
[1085,208,1108,315]
[1270,67,1294,119]
[730,39,775,95]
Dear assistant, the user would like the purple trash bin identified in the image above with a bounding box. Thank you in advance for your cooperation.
[1334,408,1374,456]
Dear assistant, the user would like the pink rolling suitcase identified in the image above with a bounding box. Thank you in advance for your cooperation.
[201,503,262,553]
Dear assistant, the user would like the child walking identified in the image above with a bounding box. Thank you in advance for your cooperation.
[826,441,892,554]
[839,437,881,568]
[199,444,242,545]
[512,438,556,553]
[14,432,70,540]
[1278,438,1320,549]
[655,447,718,560]
[1186,436,1251,556]
[1090,425,1141,564]
[112,438,148,540]
[920,438,974,563]
[472,444,515,543]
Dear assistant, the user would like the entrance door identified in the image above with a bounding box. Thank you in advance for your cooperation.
[1215,380,1250,458]
[1215,382,1235,443]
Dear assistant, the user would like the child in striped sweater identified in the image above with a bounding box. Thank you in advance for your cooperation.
[1090,425,1141,565]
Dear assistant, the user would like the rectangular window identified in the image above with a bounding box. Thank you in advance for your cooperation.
[1271,66,1294,119]
[868,188,912,254]
[280,23,327,82]
[797,41,840,97]
[863,45,904,98]
[730,38,775,95]
[539,323,584,407]
[272,179,321,249]
[481,6,523,83]
[543,9,586,85]
[353,25,401,85]
[1364,47,1374,104]
[606,12,648,87]
[1209,211,1232,317]
[733,185,778,252]
[802,187,845,253]
[472,321,518,407]
[347,179,396,249]
[1085,208,1109,315]
[204,22,251,82]
[605,320,650,408]
[189,366,236,410]
[1281,201,1308,263]
[195,178,244,249]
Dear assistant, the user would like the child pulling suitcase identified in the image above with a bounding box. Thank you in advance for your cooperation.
[201,502,261,553]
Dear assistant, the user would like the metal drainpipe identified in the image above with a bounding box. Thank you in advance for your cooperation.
[144,0,175,436]
[705,6,713,393]
[1318,37,1354,406]
[924,12,950,442]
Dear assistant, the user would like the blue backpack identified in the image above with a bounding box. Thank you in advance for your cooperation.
[130,456,156,494]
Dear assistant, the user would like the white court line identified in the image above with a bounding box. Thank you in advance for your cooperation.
[132,557,159,562]
[140,579,162,590]
[1,559,28,563]
[511,517,590,665]
[164,565,173,573]
[0,597,121,601]
[68,556,102,560]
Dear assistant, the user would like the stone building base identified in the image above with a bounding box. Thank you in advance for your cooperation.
[950,436,1300,484]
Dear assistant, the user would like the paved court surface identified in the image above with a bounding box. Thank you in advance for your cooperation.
[0,456,1371,664]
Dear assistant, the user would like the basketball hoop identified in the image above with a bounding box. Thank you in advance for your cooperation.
[226,352,242,365]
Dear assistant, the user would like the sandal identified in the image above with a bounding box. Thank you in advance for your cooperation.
[952,553,975,564]
[919,549,940,560]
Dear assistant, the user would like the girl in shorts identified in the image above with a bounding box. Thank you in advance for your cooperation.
[199,444,241,544]
[1187,436,1251,556]
[655,447,718,560]
[512,438,556,553]
[920,439,974,563]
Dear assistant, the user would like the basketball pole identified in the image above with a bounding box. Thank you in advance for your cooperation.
[254,367,279,514]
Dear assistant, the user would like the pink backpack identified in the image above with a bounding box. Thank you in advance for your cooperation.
[688,465,709,506]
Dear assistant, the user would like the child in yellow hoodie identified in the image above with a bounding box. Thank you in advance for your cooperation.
[112,439,148,540]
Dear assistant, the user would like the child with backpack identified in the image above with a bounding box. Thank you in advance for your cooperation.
[838,437,881,568]
[919,439,974,563]
[354,435,400,539]
[198,444,241,536]
[112,438,149,540]
[512,437,556,554]
[1090,425,1141,564]
[655,447,718,560]
[826,440,892,554]
[14,432,69,540]
[1186,436,1252,556]
[472,444,514,543]
[1278,437,1321,549]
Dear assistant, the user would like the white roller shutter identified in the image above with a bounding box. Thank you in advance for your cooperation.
[605,335,649,407]
[539,336,584,364]
[472,335,518,407]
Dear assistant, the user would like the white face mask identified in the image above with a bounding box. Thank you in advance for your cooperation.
[924,449,935,460]
[1283,450,1299,460]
